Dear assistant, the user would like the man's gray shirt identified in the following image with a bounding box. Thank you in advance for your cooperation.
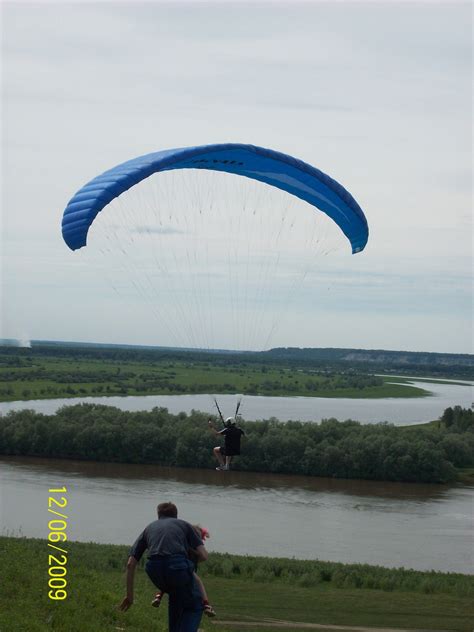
[129,517,203,562]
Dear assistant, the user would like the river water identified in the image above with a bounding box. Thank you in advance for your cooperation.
[0,379,472,425]
[1,456,472,574]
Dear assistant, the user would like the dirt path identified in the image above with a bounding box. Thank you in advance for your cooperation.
[211,619,452,632]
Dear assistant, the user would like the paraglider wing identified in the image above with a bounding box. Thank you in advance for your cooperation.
[61,143,368,254]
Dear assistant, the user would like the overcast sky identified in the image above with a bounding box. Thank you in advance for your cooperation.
[1,1,472,353]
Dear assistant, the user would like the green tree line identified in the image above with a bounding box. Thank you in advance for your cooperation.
[0,405,472,483]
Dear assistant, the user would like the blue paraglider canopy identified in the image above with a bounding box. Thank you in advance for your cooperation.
[62,143,368,254]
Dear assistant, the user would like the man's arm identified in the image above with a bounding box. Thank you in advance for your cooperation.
[194,544,208,562]
[208,419,223,436]
[119,556,138,611]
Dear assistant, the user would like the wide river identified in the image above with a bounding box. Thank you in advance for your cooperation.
[0,378,472,424]
[1,456,472,574]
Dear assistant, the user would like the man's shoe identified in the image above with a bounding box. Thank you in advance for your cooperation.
[151,593,162,608]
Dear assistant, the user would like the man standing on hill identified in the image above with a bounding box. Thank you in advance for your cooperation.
[208,416,245,471]
[120,501,208,632]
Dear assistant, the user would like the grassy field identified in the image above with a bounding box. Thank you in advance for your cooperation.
[1,537,472,632]
[380,375,472,387]
[0,352,431,403]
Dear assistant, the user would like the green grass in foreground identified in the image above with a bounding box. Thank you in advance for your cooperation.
[1,537,473,632]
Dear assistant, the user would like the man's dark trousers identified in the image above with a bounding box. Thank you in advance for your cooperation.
[145,555,203,632]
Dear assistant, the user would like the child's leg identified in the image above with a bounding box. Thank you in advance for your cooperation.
[194,572,216,617]
[193,572,208,602]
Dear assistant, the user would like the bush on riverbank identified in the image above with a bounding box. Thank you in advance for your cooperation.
[0,405,472,483]
[200,552,473,597]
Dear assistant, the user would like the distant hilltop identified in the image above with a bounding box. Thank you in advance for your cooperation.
[266,346,473,366]
[0,339,236,354]
[264,347,473,379]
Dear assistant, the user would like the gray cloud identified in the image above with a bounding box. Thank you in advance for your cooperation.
[2,1,472,352]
